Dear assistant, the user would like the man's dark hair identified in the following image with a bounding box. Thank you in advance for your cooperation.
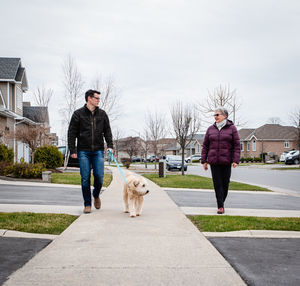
[85,89,101,102]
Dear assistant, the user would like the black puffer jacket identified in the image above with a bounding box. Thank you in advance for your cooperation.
[68,105,113,154]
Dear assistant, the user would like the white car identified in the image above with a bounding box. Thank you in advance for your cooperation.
[280,151,291,162]
[185,154,201,163]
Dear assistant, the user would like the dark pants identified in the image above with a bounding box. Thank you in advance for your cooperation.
[78,150,104,207]
[210,164,232,208]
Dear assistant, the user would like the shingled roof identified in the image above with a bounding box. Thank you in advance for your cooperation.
[0,57,28,91]
[240,124,297,141]
[23,106,49,125]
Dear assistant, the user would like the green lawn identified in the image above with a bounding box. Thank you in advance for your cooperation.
[272,167,300,170]
[188,215,300,232]
[143,174,271,191]
[51,172,112,186]
[0,212,78,235]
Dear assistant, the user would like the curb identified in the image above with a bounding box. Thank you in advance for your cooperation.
[0,229,58,240]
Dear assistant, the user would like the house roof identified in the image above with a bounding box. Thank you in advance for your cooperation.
[23,106,49,124]
[0,57,28,91]
[238,128,255,140]
[187,133,205,140]
[240,124,297,141]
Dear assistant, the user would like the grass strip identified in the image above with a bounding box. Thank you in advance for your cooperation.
[51,173,112,186]
[143,174,271,191]
[0,212,78,235]
[188,215,300,232]
[272,167,300,170]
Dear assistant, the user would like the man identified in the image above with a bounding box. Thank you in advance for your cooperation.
[68,89,113,213]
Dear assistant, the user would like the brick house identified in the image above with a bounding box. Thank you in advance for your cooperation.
[239,124,298,159]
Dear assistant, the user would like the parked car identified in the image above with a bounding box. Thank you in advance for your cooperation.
[131,157,143,162]
[285,150,299,165]
[280,150,292,162]
[166,155,187,171]
[58,146,80,168]
[185,154,201,163]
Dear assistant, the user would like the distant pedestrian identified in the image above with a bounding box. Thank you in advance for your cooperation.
[68,89,114,214]
[201,107,240,214]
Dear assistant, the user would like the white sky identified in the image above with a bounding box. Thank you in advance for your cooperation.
[1,0,300,143]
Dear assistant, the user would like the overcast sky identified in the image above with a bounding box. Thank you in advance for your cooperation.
[1,0,300,143]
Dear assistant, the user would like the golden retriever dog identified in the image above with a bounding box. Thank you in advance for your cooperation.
[123,173,149,217]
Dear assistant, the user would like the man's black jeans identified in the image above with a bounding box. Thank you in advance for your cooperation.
[210,164,232,208]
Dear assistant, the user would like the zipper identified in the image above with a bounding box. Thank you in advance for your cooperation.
[91,114,94,151]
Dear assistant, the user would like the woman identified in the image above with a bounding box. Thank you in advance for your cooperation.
[201,107,240,214]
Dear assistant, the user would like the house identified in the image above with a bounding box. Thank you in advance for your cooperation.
[0,57,57,162]
[23,102,58,146]
[239,124,298,159]
[186,134,205,157]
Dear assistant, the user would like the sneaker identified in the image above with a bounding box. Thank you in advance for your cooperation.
[94,197,101,209]
[217,207,224,214]
[83,206,91,213]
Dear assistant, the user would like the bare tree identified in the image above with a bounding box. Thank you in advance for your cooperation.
[170,101,201,175]
[145,110,166,170]
[112,127,123,161]
[34,86,53,107]
[139,128,151,169]
[125,137,140,161]
[289,107,300,150]
[92,76,121,123]
[60,55,84,168]
[267,117,282,124]
[11,125,47,163]
[197,84,244,127]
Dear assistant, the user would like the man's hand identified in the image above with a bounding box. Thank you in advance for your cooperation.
[107,148,114,154]
[70,153,77,159]
[232,162,238,168]
[203,162,208,171]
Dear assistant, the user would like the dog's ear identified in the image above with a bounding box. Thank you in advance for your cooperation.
[133,180,140,187]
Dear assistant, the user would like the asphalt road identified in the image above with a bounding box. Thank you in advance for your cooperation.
[166,189,300,210]
[0,184,82,206]
[0,237,51,285]
[208,237,300,286]
[186,165,300,195]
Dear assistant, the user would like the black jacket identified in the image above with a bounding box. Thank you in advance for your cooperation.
[68,105,113,154]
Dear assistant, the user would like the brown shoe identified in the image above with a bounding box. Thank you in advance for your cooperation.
[83,206,91,213]
[94,197,101,209]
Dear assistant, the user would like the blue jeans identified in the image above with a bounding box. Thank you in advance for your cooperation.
[78,150,104,207]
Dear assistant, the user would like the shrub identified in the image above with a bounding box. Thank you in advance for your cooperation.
[245,157,253,163]
[253,157,262,162]
[0,161,12,176]
[5,162,45,178]
[34,145,64,169]
[0,144,14,163]
[240,157,245,163]
[192,159,200,163]
[121,157,131,169]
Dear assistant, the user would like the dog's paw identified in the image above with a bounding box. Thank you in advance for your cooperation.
[136,213,140,216]
[124,210,129,213]
[130,213,136,217]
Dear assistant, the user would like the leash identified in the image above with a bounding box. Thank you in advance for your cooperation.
[107,150,127,183]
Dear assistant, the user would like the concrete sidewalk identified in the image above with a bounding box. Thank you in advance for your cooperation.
[4,167,245,286]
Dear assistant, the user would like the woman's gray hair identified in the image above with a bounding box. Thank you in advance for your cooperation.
[215,107,228,118]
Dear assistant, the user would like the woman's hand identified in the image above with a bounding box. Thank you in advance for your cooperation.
[232,162,238,168]
[203,163,208,171]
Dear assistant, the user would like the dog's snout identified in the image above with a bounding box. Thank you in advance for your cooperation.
[146,190,149,194]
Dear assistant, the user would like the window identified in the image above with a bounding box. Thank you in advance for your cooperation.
[284,141,289,148]
[240,142,244,151]
[252,140,256,151]
[247,141,250,151]
[16,87,23,110]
